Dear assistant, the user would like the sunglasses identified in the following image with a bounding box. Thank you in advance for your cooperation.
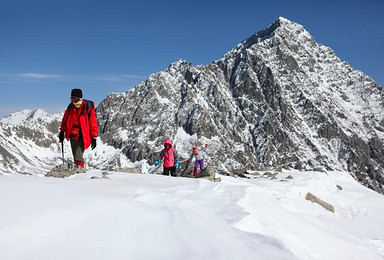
[71,97,81,103]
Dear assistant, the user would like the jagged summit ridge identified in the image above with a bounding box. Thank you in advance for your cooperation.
[167,59,191,71]
[222,17,312,60]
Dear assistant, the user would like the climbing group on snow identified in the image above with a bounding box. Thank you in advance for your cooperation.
[55,88,214,179]
[152,139,207,177]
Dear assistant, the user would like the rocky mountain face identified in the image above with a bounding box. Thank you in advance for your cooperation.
[97,17,384,193]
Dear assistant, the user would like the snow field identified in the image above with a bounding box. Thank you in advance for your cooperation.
[0,172,295,260]
[1,169,384,260]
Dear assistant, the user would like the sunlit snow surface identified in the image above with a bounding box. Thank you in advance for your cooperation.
[0,169,383,260]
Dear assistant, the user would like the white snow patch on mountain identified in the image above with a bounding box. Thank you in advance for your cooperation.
[0,109,62,126]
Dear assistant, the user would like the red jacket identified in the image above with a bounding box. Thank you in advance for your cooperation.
[60,100,98,149]
[160,147,177,168]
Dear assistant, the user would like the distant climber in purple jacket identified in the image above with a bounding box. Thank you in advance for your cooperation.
[187,145,206,176]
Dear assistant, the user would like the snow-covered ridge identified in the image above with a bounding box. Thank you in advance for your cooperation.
[0,109,62,126]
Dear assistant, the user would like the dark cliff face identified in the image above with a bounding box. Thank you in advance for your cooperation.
[97,17,384,193]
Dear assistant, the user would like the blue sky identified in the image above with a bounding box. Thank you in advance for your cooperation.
[0,0,383,118]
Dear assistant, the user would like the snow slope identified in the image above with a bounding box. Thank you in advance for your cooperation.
[1,170,383,260]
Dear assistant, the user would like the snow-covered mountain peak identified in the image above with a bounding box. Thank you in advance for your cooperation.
[277,16,291,24]
[221,17,313,62]
[0,109,61,126]
[97,17,384,193]
[275,16,305,30]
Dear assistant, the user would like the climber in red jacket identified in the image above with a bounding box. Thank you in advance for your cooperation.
[154,139,179,176]
[59,88,98,167]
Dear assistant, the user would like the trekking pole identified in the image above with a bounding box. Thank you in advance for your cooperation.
[61,142,65,165]
[100,146,126,170]
[149,163,161,174]
[180,163,188,177]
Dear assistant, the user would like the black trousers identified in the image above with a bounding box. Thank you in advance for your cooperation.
[162,166,176,176]
[70,135,85,163]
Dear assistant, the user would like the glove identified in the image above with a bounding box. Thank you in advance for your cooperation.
[59,131,65,143]
[91,138,97,150]
[154,159,160,166]
[186,160,189,164]
[175,161,179,169]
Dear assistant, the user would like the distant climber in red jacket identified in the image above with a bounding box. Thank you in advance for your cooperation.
[59,89,98,167]
[154,139,179,176]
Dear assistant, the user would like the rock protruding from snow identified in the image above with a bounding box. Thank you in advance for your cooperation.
[46,163,87,178]
[305,192,335,213]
